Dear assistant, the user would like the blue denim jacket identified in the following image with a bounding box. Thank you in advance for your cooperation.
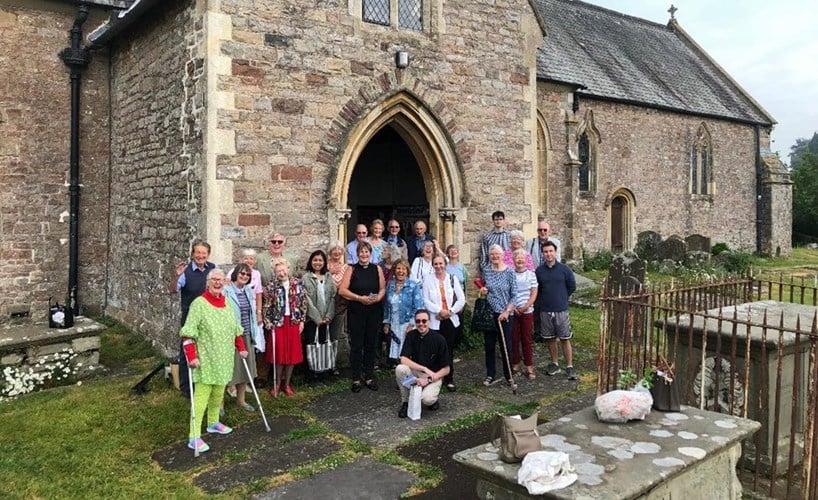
[382,278,423,325]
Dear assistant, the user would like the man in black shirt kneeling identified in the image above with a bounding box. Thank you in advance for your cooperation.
[395,309,451,418]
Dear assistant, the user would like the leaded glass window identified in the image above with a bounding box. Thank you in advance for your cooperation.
[363,0,390,26]
[578,133,590,192]
[398,0,423,31]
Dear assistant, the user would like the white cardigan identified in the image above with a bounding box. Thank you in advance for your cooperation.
[422,273,466,330]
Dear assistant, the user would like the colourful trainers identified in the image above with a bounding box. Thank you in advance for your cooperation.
[206,422,233,435]
[188,438,210,453]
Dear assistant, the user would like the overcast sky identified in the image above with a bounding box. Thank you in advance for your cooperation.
[581,0,818,163]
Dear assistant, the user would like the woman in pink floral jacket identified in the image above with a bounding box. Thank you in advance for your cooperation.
[262,258,307,397]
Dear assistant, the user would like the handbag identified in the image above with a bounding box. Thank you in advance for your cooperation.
[471,296,497,333]
[407,385,422,420]
[306,324,337,373]
[492,412,543,463]
[650,373,680,412]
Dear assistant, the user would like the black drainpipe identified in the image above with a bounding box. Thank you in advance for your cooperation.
[59,4,92,316]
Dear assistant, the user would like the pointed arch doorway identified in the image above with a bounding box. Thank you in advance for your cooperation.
[609,188,635,253]
[347,125,428,240]
[329,92,464,252]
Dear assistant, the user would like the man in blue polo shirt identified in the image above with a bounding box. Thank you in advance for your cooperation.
[169,239,215,397]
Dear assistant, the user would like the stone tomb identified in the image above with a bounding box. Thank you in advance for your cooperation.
[658,300,814,475]
[454,405,760,499]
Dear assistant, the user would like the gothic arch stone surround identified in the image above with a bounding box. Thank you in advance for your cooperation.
[320,73,467,246]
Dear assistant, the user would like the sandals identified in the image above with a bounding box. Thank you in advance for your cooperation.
[525,368,537,380]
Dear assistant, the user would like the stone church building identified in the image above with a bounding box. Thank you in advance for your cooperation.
[0,0,790,351]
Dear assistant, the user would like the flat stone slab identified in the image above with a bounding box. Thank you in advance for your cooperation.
[0,316,105,350]
[254,457,416,500]
[195,436,341,493]
[305,381,495,447]
[454,405,761,499]
[152,416,306,472]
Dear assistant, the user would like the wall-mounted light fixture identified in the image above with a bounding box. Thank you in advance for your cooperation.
[395,50,409,69]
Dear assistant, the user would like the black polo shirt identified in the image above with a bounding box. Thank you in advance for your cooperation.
[400,329,450,372]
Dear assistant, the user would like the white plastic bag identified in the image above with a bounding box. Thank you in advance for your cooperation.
[253,324,266,353]
[517,451,577,494]
[594,388,653,423]
[408,385,422,421]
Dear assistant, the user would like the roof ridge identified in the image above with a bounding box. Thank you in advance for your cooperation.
[550,0,671,31]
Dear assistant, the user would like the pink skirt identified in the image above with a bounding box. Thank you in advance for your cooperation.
[266,316,303,365]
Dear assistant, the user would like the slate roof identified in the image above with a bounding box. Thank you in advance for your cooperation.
[534,0,773,125]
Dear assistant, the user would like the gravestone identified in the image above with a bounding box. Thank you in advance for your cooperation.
[685,250,711,269]
[685,234,711,253]
[605,252,646,379]
[635,230,662,262]
[658,235,687,263]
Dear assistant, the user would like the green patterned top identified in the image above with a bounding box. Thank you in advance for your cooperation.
[180,296,243,385]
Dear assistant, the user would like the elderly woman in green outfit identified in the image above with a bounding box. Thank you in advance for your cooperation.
[181,268,248,454]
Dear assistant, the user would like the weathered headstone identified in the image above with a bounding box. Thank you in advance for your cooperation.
[605,252,647,373]
[634,230,662,262]
[685,250,711,269]
[685,234,711,253]
[658,235,687,263]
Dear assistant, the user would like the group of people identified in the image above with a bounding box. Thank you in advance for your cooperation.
[171,212,577,451]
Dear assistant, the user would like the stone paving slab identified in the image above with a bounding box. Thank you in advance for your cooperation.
[0,316,105,349]
[152,416,306,472]
[254,457,417,500]
[195,435,341,493]
[305,380,496,448]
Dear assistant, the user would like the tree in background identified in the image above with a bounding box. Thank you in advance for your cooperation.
[790,132,818,242]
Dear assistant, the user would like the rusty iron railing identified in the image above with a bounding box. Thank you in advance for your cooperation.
[598,273,818,498]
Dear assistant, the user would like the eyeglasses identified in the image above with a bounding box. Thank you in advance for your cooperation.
[208,278,224,283]
[537,228,549,232]
[270,240,284,244]
[238,271,251,277]
[415,319,428,324]
[356,231,367,235]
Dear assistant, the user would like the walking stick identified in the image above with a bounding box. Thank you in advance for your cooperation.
[271,328,278,397]
[497,318,518,395]
[242,356,271,432]
[187,366,199,457]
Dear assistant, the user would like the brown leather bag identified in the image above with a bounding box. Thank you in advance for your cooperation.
[492,412,543,463]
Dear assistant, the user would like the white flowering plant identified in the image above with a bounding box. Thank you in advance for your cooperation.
[0,348,79,402]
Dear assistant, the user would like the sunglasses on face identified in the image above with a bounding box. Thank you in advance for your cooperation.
[270,240,284,244]
[537,228,549,232]
[356,232,367,235]
[238,271,251,277]
[389,226,400,229]
[415,319,429,324]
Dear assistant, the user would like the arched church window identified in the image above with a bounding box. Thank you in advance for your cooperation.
[363,0,423,31]
[690,124,712,195]
[578,132,592,192]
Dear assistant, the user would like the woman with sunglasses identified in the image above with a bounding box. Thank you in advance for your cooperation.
[223,263,260,411]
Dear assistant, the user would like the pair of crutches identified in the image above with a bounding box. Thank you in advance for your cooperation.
[188,352,271,458]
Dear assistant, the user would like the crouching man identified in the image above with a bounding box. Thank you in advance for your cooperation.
[395,309,451,418]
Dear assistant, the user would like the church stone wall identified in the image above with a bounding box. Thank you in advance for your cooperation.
[0,1,110,321]
[539,86,759,256]
[214,0,542,266]
[105,0,204,352]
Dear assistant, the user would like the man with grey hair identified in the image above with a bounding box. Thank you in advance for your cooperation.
[256,232,287,286]
[170,239,215,398]
[527,220,561,267]
[346,224,369,264]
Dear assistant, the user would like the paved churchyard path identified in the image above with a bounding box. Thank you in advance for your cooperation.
[153,340,596,498]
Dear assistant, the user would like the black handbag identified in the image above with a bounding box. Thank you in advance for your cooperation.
[650,373,681,412]
[471,296,497,333]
